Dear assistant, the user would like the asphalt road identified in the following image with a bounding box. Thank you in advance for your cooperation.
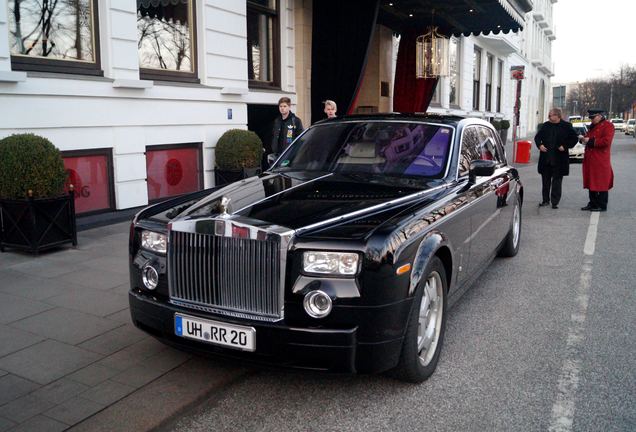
[161,135,636,432]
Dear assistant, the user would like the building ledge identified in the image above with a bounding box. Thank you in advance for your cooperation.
[0,71,27,82]
[113,79,154,89]
[221,87,249,95]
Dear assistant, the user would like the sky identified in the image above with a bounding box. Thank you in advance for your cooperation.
[552,0,636,83]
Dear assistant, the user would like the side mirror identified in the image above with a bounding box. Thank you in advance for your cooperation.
[468,159,497,184]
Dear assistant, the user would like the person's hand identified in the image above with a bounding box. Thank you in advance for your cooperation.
[539,144,548,152]
[581,137,590,144]
[558,145,565,151]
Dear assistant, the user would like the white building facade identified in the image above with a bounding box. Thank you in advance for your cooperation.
[0,0,301,215]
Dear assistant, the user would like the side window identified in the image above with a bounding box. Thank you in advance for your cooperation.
[459,127,481,177]
[477,127,504,164]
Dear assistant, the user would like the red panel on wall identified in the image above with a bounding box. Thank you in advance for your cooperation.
[63,155,112,214]
[146,146,201,201]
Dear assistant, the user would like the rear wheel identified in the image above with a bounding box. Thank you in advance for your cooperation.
[391,256,447,383]
[498,197,521,257]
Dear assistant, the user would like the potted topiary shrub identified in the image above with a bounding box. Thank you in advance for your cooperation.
[214,129,264,186]
[0,133,77,254]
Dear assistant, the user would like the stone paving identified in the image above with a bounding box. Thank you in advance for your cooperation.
[0,222,200,431]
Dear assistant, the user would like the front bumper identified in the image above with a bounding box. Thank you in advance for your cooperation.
[129,290,408,374]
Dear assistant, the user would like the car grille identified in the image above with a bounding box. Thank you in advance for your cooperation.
[168,230,283,321]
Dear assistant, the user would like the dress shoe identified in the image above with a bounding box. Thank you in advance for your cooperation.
[581,205,596,211]
[590,207,606,212]
[539,202,550,207]
[552,204,558,209]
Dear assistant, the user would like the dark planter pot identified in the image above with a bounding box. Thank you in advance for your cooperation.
[0,191,77,254]
[500,129,509,146]
[214,167,262,186]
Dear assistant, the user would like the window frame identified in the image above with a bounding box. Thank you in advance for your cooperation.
[138,0,199,83]
[61,148,115,216]
[472,47,482,111]
[145,142,204,203]
[496,59,503,113]
[9,0,103,76]
[246,0,281,90]
[485,54,493,112]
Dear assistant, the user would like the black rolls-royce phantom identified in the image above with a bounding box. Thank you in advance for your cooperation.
[129,114,523,382]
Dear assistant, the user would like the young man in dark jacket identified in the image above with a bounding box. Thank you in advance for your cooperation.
[534,108,579,209]
[271,97,304,155]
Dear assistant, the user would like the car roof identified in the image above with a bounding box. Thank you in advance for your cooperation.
[314,112,467,126]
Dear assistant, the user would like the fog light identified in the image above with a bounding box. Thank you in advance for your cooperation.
[142,264,159,290]
[303,290,332,318]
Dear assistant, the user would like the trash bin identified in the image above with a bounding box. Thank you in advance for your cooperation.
[514,140,532,163]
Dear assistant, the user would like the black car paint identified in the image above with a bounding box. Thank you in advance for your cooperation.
[129,115,522,374]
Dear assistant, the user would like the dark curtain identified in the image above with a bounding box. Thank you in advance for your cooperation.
[393,31,438,113]
[310,0,379,124]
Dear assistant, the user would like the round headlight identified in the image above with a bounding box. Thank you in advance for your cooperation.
[142,264,159,290]
[303,290,333,318]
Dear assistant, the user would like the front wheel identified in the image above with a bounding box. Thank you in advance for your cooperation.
[498,197,521,257]
[391,256,447,383]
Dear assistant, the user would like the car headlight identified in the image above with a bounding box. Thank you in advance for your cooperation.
[303,251,359,276]
[141,230,167,254]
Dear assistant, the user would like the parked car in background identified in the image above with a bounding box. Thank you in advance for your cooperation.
[570,123,588,161]
[610,118,625,132]
[128,114,523,383]
[626,119,635,135]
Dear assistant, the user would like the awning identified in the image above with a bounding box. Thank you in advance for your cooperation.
[378,0,532,37]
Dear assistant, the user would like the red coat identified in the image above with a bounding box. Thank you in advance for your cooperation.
[582,119,614,191]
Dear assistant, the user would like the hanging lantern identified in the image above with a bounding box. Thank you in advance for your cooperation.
[416,26,449,79]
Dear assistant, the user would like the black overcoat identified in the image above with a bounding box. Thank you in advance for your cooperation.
[534,120,578,176]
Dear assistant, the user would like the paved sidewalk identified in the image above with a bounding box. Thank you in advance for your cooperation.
[0,222,246,432]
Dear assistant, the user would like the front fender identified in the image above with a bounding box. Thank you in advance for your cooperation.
[408,231,450,295]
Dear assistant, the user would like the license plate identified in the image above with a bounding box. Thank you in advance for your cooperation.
[175,313,256,352]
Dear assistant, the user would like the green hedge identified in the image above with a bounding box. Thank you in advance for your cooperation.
[215,129,263,171]
[0,134,67,199]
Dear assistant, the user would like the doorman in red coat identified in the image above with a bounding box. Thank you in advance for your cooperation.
[580,109,614,211]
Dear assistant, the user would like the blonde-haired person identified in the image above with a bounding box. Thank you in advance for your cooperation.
[324,100,337,119]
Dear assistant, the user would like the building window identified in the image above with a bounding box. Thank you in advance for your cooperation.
[137,0,197,82]
[247,0,279,88]
[497,59,503,112]
[449,36,459,106]
[7,0,101,75]
[62,149,114,215]
[485,54,493,112]
[473,47,481,111]
[146,144,202,201]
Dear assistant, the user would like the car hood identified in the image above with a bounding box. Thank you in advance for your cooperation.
[180,171,444,237]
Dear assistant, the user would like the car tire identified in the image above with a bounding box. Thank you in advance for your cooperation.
[391,256,447,383]
[498,196,521,257]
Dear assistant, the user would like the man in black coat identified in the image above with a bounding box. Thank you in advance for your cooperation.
[534,108,579,209]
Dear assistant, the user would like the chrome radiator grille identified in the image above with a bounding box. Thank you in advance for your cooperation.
[168,230,282,320]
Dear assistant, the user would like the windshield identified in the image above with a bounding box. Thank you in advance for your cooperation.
[270,121,453,179]
[611,119,624,124]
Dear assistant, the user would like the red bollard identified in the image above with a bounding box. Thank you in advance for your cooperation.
[514,140,532,163]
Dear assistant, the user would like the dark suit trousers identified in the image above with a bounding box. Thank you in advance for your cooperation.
[588,191,608,210]
[541,165,563,205]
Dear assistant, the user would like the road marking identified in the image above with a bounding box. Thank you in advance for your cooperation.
[583,212,600,255]
[549,213,598,432]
